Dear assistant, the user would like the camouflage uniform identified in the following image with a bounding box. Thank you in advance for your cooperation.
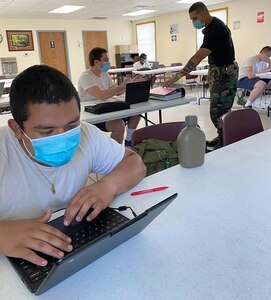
[208,61,239,136]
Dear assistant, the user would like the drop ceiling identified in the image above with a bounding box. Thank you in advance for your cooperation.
[0,0,233,21]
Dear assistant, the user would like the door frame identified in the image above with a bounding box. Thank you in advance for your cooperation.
[82,30,108,69]
[36,30,71,79]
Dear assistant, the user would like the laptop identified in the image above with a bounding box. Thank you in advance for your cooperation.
[7,193,177,295]
[125,80,151,104]
[151,61,160,70]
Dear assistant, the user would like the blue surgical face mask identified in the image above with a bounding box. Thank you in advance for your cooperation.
[22,125,80,167]
[101,61,111,73]
[193,20,205,29]
[143,59,147,64]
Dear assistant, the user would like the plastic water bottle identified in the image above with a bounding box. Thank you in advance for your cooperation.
[177,115,206,168]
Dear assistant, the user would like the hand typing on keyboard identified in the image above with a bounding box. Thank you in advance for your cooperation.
[63,179,117,226]
[0,208,73,266]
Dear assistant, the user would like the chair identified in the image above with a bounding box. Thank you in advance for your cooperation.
[131,122,186,147]
[155,64,170,85]
[184,73,199,89]
[196,65,209,105]
[170,62,183,74]
[220,109,264,146]
[124,64,133,76]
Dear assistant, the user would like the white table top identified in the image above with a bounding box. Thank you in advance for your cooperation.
[1,129,271,299]
[190,69,208,76]
[133,65,184,75]
[256,72,271,79]
[133,66,208,77]
[108,67,134,73]
[0,96,195,128]
[80,96,193,124]
[0,78,13,88]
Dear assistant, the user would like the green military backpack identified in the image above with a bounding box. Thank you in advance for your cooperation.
[132,138,179,176]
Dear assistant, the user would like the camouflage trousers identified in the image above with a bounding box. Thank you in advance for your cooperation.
[208,62,239,136]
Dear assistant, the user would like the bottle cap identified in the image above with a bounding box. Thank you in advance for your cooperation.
[185,115,197,126]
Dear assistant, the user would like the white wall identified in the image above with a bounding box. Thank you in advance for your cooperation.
[0,18,133,85]
[132,0,271,66]
[0,0,270,84]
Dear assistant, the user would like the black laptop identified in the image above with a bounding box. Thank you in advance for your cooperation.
[84,80,150,114]
[125,80,151,104]
[151,61,160,69]
[7,193,177,295]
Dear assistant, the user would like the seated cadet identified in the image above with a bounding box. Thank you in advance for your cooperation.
[78,47,144,147]
[133,53,152,70]
[133,53,157,86]
[0,65,146,266]
[238,46,271,108]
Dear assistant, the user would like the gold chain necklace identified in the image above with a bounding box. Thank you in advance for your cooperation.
[32,163,58,194]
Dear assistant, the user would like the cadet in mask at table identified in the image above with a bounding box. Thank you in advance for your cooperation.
[0,65,146,266]
[78,47,144,147]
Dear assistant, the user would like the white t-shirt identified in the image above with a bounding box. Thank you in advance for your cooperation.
[0,122,125,221]
[133,61,151,71]
[238,56,269,79]
[78,70,114,102]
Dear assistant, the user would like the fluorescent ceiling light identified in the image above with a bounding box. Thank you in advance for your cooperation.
[175,0,202,3]
[122,9,157,16]
[49,5,85,14]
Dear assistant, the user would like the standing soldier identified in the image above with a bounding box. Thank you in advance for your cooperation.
[164,1,238,150]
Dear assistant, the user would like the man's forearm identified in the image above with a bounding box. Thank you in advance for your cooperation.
[101,151,146,195]
[181,59,198,75]
[174,59,198,80]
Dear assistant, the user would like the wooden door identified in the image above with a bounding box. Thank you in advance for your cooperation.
[38,31,69,77]
[82,31,108,69]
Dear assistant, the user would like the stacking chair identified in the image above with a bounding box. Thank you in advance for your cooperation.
[220,109,264,146]
[183,74,199,92]
[155,64,170,85]
[131,122,186,147]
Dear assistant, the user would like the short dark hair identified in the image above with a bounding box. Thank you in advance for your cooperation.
[140,53,147,59]
[189,2,208,13]
[260,46,271,54]
[9,64,80,129]
[89,47,107,66]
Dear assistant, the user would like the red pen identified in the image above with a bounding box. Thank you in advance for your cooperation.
[130,186,169,196]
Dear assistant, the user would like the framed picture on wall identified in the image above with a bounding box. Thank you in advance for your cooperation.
[196,8,228,50]
[6,30,34,51]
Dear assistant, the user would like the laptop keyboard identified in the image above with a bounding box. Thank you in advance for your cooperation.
[16,207,129,284]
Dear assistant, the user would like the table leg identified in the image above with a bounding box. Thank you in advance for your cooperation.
[159,110,162,123]
[198,81,210,105]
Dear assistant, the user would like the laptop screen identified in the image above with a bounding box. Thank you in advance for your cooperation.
[151,62,159,69]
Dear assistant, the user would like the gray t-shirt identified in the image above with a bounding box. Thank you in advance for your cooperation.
[78,70,114,102]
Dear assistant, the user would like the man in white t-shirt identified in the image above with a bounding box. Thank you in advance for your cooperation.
[78,47,144,147]
[133,53,151,71]
[0,65,146,267]
[238,46,271,108]
[133,53,157,86]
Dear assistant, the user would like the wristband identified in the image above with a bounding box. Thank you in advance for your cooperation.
[176,73,182,79]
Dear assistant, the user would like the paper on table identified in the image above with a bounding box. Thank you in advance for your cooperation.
[150,86,177,96]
